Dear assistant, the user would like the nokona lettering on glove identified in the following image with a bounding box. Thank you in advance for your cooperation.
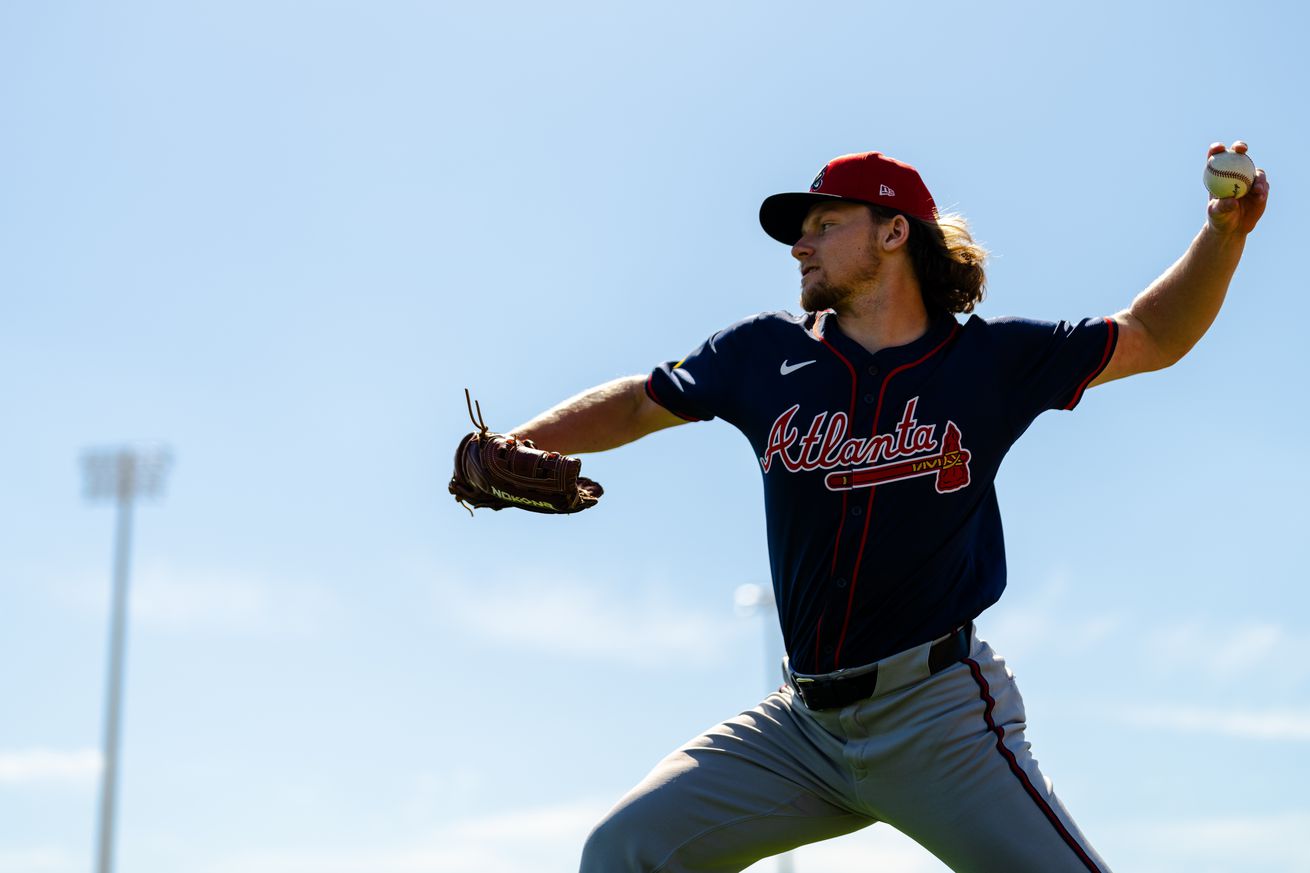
[490,486,557,510]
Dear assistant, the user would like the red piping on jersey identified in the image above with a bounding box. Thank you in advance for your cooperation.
[813,312,858,425]
[813,607,826,670]
[811,311,858,669]
[1063,317,1119,410]
[832,322,960,668]
[965,658,1106,873]
[815,319,857,575]
[645,373,702,422]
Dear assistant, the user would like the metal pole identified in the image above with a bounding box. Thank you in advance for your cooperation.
[94,454,136,873]
[81,444,170,873]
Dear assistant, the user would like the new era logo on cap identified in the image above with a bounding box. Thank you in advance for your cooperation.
[759,151,939,245]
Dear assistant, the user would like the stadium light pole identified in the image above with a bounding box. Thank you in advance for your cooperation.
[734,583,795,873]
[82,445,172,873]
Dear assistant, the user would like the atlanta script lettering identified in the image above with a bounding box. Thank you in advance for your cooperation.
[760,397,972,493]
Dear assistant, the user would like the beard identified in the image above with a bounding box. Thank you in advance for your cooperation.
[799,247,882,314]
[800,278,854,314]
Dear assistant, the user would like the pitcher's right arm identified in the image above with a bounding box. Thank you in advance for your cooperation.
[508,375,689,455]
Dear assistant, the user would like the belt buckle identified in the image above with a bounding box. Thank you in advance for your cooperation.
[790,665,878,711]
[790,674,818,709]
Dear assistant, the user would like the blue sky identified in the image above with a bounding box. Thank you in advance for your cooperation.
[2,1,1307,871]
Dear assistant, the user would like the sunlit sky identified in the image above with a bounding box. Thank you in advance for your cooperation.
[3,2,1307,871]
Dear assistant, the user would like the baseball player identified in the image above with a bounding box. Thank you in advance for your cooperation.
[454,144,1268,872]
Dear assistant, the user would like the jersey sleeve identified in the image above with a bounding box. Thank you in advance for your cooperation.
[645,316,757,423]
[987,316,1119,435]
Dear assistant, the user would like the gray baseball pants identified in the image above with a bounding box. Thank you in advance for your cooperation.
[579,626,1111,873]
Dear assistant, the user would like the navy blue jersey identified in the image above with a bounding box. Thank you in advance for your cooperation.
[646,310,1117,674]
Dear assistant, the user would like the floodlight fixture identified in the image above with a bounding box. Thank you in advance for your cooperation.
[81,445,173,503]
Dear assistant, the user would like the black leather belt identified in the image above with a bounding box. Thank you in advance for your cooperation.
[791,623,972,711]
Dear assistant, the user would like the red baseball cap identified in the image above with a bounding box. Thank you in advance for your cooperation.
[759,151,939,245]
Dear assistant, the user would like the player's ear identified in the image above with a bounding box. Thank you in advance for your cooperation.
[880,214,911,252]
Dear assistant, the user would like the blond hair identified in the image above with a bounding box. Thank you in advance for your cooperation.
[871,206,988,316]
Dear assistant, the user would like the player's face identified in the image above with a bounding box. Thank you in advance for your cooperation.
[792,203,883,313]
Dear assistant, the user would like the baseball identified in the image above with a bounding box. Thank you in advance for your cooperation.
[1204,148,1256,199]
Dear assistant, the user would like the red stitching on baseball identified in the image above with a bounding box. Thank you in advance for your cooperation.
[1207,166,1252,182]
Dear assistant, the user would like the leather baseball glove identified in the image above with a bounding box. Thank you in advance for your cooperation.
[449,390,603,515]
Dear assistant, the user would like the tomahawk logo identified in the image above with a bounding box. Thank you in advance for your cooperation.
[759,397,971,494]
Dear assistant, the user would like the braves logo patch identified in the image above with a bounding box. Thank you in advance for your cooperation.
[759,397,971,494]
[810,166,827,191]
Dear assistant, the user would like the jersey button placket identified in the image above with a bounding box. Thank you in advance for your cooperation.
[831,352,882,676]
[864,360,881,404]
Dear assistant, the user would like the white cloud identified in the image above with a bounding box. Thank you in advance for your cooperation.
[439,575,750,667]
[745,825,950,872]
[201,799,606,873]
[1140,617,1310,687]
[201,800,953,873]
[980,574,1125,662]
[0,848,80,873]
[984,579,1310,690]
[444,801,605,843]
[0,748,99,786]
[1110,810,1310,872]
[1122,704,1310,741]
[52,563,339,637]
[1214,623,1285,674]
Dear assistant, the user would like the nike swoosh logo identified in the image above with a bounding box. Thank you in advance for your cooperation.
[780,359,816,376]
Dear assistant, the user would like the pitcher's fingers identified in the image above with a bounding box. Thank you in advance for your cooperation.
[1248,169,1270,201]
